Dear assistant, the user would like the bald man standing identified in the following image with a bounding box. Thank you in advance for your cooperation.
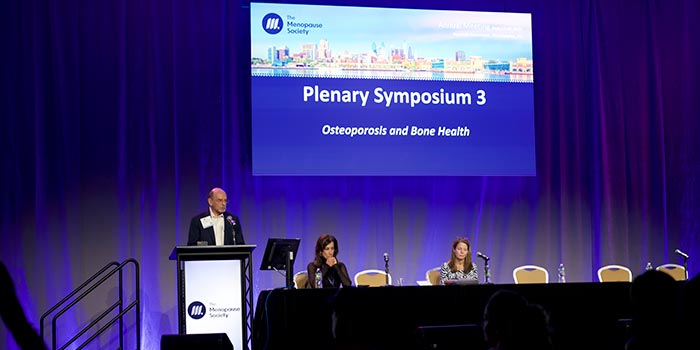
[187,187,245,246]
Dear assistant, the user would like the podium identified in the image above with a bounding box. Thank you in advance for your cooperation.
[170,245,255,350]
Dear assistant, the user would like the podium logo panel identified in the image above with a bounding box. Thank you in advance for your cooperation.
[183,259,242,349]
[188,301,206,319]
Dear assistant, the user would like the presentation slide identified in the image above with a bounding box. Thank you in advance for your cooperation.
[251,2,535,176]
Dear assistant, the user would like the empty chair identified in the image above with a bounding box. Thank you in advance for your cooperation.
[513,265,549,284]
[597,265,633,282]
[293,271,309,289]
[354,269,392,287]
[426,267,441,286]
[656,263,686,281]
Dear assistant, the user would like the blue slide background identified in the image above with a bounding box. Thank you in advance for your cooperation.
[252,76,535,175]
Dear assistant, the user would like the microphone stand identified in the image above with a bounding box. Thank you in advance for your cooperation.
[483,260,491,284]
[477,252,491,284]
[676,249,690,280]
[384,254,390,286]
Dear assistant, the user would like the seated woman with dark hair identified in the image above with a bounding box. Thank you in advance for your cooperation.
[439,237,478,285]
[306,234,352,288]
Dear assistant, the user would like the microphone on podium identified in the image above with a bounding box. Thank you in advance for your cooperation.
[226,216,237,245]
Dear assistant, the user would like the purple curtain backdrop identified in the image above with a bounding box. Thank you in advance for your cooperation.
[2,0,699,348]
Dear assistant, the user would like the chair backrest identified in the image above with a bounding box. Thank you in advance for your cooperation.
[656,263,686,281]
[426,267,441,286]
[354,269,391,287]
[293,271,309,289]
[597,265,632,282]
[513,265,549,284]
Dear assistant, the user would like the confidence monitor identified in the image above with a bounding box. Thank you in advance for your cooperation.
[260,238,301,288]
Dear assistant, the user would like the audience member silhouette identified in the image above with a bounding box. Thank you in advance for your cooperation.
[0,261,48,350]
[625,269,680,350]
[482,289,552,350]
[681,272,700,349]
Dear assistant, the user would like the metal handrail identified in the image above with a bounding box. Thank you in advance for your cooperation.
[40,261,120,338]
[40,258,140,350]
[74,300,139,350]
[57,301,121,350]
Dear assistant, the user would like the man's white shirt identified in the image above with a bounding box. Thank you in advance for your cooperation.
[209,208,225,246]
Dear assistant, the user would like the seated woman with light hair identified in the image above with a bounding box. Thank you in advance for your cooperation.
[439,237,478,285]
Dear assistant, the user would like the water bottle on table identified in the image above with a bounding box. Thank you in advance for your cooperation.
[315,267,323,288]
[558,263,566,283]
